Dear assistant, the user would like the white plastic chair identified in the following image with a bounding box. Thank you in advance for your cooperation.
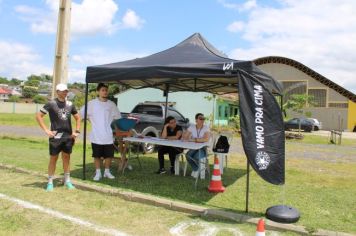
[179,133,216,189]
[174,151,186,175]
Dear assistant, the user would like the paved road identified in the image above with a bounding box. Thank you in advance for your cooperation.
[305,130,356,139]
[0,125,356,158]
[0,125,243,155]
[0,125,84,139]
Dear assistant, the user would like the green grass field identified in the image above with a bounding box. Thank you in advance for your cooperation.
[0,135,355,234]
[3,168,286,236]
[0,113,48,126]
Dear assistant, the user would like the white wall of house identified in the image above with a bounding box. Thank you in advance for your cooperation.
[258,63,352,130]
[0,94,9,100]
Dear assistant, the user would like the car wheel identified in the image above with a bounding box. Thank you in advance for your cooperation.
[143,142,155,154]
[305,127,312,132]
[142,133,156,154]
[314,126,319,131]
[140,127,159,154]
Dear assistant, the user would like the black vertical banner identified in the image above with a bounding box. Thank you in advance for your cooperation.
[238,73,285,185]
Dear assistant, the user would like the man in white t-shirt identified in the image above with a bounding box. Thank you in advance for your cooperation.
[80,83,121,181]
[182,113,210,178]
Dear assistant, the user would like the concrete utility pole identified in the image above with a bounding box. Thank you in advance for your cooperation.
[51,0,72,98]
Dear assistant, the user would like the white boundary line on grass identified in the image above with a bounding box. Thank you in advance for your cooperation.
[169,220,244,236]
[0,193,128,236]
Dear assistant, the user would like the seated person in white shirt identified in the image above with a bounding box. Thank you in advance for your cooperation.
[182,113,210,178]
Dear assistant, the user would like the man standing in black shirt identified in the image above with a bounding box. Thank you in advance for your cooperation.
[156,116,183,174]
[36,83,80,191]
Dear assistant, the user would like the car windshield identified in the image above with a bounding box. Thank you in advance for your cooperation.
[308,118,319,124]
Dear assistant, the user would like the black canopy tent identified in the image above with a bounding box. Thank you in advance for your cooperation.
[84,33,286,212]
[85,33,282,94]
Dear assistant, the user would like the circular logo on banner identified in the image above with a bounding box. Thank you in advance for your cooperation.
[255,151,270,170]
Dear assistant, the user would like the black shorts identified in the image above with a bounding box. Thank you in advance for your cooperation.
[91,143,114,158]
[49,137,74,156]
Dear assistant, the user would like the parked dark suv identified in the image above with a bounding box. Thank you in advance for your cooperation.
[284,118,314,132]
[122,103,190,153]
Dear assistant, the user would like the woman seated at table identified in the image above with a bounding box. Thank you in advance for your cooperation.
[156,116,183,174]
[182,113,210,178]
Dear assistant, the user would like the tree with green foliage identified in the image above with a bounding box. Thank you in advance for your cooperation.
[67,82,127,108]
[228,114,240,130]
[0,76,9,84]
[27,74,51,82]
[283,94,315,118]
[32,95,47,104]
[71,91,97,108]
[8,95,20,102]
[283,94,315,132]
[9,78,22,86]
[22,87,38,98]
[108,83,128,104]
[68,82,85,90]
[24,79,40,87]
[42,74,52,82]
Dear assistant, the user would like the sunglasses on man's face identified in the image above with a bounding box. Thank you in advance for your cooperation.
[198,117,205,120]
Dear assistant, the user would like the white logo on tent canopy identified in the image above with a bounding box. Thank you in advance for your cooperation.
[223,62,234,71]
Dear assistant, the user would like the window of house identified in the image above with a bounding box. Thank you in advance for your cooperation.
[308,89,327,107]
[328,102,348,108]
[282,81,307,101]
[218,106,222,118]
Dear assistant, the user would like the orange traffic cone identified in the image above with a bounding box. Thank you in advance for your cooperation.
[208,154,225,193]
[256,218,265,236]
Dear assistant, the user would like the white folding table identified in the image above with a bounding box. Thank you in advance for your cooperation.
[123,136,209,188]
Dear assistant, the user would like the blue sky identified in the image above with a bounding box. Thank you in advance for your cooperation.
[1,0,356,93]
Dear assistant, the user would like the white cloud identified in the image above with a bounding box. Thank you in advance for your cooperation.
[68,68,86,83]
[218,0,257,11]
[227,0,356,93]
[120,9,145,30]
[226,21,244,33]
[71,0,119,35]
[0,40,147,84]
[69,48,148,82]
[0,40,51,80]
[15,0,144,36]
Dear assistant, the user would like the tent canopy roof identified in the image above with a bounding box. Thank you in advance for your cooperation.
[86,33,282,95]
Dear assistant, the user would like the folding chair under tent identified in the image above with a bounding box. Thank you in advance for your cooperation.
[83,33,286,212]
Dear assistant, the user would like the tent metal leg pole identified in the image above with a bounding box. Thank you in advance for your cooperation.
[164,84,169,120]
[82,83,89,180]
[245,160,250,213]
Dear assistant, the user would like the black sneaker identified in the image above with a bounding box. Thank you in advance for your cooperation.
[155,168,166,174]
[170,167,175,175]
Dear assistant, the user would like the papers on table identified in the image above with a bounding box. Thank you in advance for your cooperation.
[149,137,166,141]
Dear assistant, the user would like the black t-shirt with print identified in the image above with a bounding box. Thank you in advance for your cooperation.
[40,98,78,135]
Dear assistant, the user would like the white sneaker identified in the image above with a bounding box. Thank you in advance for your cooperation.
[93,172,102,181]
[103,171,115,179]
[191,171,199,179]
